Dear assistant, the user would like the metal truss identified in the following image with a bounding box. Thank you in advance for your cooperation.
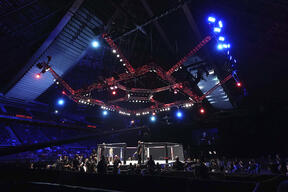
[40,33,233,116]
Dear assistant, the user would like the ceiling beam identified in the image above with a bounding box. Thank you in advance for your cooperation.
[140,0,175,54]
[182,3,202,41]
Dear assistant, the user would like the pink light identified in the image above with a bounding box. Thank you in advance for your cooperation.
[62,91,66,95]
[236,82,242,87]
[200,107,205,114]
[35,73,41,79]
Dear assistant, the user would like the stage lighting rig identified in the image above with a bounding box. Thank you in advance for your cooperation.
[38,15,242,117]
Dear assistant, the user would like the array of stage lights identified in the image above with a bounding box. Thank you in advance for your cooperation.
[112,49,126,67]
[129,100,149,103]
[183,103,194,108]
[78,99,94,106]
[119,111,131,116]
[101,106,115,111]
[158,108,171,112]
[207,16,242,88]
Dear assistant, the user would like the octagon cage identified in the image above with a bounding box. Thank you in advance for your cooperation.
[97,142,184,165]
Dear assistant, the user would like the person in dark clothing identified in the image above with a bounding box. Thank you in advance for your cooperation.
[135,140,143,165]
[55,155,63,170]
[112,155,122,174]
[97,155,107,175]
[173,156,184,170]
[155,162,162,174]
[146,155,155,174]
[128,163,135,175]
[62,155,72,170]
[72,154,80,171]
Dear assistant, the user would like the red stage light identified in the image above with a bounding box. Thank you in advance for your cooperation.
[112,90,117,95]
[35,73,41,79]
[62,91,66,95]
[236,82,242,87]
[199,107,205,114]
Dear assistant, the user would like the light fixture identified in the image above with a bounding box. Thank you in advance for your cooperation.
[218,20,223,28]
[218,36,225,41]
[176,111,183,118]
[150,116,156,122]
[214,27,221,33]
[35,73,41,79]
[91,40,100,48]
[199,107,205,114]
[57,99,65,106]
[208,16,216,23]
[217,44,223,50]
[236,82,242,87]
[102,110,108,116]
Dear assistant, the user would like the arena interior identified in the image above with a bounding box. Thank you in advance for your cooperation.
[0,0,288,191]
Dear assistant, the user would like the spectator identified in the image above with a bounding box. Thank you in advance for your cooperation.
[97,155,107,175]
[112,155,121,175]
[146,155,155,174]
[173,156,184,170]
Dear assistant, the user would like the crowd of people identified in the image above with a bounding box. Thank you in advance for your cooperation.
[34,148,288,178]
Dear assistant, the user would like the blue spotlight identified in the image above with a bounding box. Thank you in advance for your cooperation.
[208,16,216,23]
[218,36,225,41]
[102,110,108,116]
[57,99,65,106]
[218,20,223,28]
[214,27,221,33]
[150,116,156,122]
[222,44,228,48]
[91,40,100,48]
[217,44,223,50]
[176,111,183,119]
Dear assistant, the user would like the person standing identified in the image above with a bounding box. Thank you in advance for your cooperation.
[135,141,143,165]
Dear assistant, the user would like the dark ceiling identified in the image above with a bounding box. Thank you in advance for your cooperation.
[1,0,288,110]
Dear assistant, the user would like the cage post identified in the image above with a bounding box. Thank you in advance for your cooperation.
[165,144,168,164]
[123,143,127,165]
[142,142,145,164]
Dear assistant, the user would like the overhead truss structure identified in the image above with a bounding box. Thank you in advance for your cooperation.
[39,33,233,116]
